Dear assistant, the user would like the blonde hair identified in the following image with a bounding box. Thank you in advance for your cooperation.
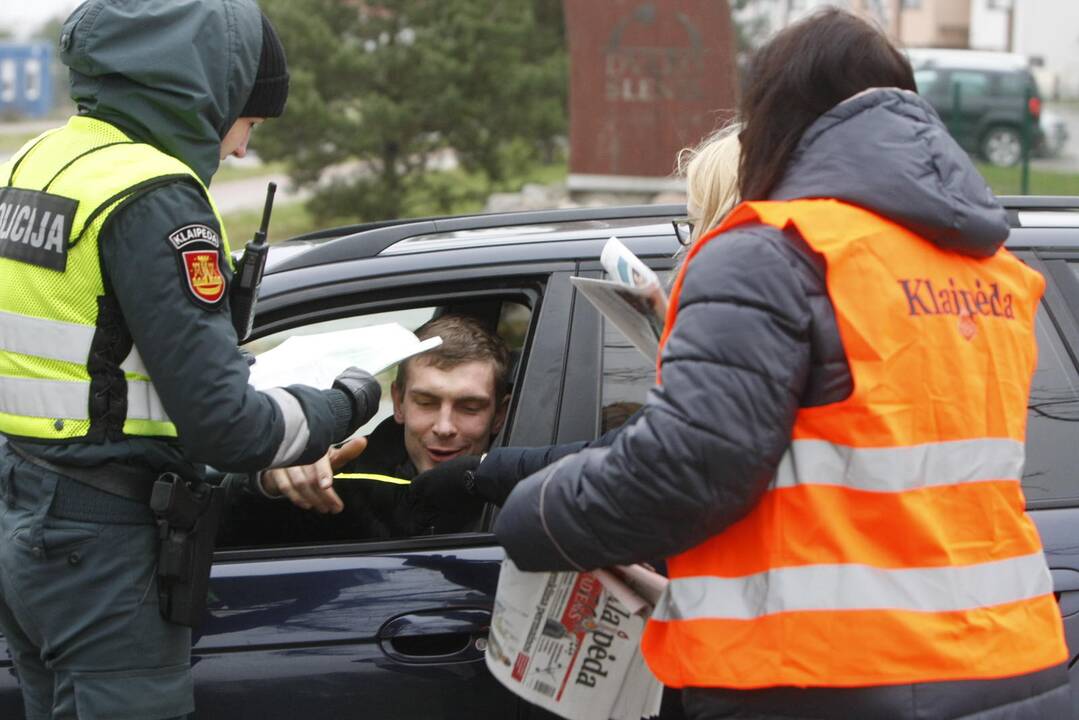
[676,123,742,244]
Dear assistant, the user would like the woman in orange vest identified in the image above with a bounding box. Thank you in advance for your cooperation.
[494,8,1070,719]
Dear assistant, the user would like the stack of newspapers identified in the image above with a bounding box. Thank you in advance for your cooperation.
[486,560,668,720]
[489,237,670,720]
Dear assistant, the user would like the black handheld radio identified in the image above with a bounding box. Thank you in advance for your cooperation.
[230,182,276,342]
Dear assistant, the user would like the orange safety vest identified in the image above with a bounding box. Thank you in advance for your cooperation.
[641,199,1067,689]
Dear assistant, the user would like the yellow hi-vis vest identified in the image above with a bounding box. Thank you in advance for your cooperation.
[643,199,1067,689]
[0,116,231,442]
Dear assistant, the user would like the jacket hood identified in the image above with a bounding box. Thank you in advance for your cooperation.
[60,0,264,185]
[770,88,1008,258]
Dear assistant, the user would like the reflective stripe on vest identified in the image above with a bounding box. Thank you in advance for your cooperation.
[653,551,1051,621]
[0,116,230,441]
[2,307,156,377]
[776,437,1024,492]
[0,376,89,419]
[0,308,167,426]
[0,376,170,424]
[0,309,95,364]
[641,198,1067,690]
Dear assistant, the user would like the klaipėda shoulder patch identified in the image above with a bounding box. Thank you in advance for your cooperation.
[167,223,227,308]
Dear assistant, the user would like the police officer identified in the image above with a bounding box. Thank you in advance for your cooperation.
[0,1,378,717]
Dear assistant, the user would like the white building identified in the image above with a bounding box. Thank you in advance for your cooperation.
[736,1,1079,99]
[735,1,900,45]
[735,1,977,48]
[970,0,1079,99]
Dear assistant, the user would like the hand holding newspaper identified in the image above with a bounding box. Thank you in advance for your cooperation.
[570,237,669,360]
[486,559,667,720]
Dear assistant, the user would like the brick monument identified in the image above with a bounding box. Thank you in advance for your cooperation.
[563,0,737,197]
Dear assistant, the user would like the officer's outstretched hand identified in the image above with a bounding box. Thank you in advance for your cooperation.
[260,436,368,513]
[333,367,382,433]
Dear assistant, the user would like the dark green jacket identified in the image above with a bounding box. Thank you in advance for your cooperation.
[29,0,350,476]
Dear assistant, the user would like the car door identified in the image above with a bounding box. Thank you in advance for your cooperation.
[1023,252,1079,715]
[946,69,994,153]
[914,68,961,144]
[190,271,580,720]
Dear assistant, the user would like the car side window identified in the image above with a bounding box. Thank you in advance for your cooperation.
[1023,306,1079,507]
[244,306,437,435]
[949,70,990,99]
[600,318,652,433]
[220,299,532,549]
[914,69,943,96]
[997,71,1030,98]
[598,271,669,433]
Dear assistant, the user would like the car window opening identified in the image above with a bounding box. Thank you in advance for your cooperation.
[219,297,534,550]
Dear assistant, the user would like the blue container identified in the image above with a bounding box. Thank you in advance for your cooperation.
[0,43,53,119]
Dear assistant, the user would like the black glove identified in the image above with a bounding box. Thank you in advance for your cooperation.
[332,367,382,433]
[410,455,489,514]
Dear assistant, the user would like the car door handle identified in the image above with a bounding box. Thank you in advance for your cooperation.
[377,608,491,664]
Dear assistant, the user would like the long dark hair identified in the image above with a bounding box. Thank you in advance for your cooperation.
[738,9,916,201]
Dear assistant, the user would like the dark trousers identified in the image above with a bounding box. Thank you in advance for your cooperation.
[0,443,192,719]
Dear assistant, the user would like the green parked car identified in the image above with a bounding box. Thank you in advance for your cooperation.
[908,48,1045,167]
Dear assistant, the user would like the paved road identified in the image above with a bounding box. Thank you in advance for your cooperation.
[210,172,308,214]
[0,151,306,213]
[0,130,307,212]
[209,157,369,213]
[0,119,56,135]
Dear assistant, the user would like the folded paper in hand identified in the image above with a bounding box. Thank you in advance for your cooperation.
[486,559,667,720]
[571,237,668,360]
[246,322,442,390]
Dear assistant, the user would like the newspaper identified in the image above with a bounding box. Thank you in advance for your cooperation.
[246,322,442,390]
[487,559,666,720]
[570,237,668,360]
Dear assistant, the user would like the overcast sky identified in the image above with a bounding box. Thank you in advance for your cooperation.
[0,0,81,40]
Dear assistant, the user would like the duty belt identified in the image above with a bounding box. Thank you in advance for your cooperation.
[8,441,155,504]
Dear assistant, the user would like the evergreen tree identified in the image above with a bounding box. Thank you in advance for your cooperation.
[256,0,567,222]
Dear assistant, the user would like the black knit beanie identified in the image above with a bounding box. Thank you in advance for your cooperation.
[241,12,289,118]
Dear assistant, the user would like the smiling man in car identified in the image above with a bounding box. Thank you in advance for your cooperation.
[328,313,511,538]
[392,315,510,476]
[239,314,511,542]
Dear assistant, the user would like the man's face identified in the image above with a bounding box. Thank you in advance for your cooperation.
[219,117,264,160]
[392,359,508,474]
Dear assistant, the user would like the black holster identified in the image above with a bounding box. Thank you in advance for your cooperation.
[150,473,225,628]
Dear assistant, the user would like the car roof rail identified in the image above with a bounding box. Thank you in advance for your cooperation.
[273,204,685,272]
[999,196,1079,210]
[999,196,1079,229]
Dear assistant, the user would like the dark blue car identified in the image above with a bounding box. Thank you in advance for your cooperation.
[3,200,1079,718]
